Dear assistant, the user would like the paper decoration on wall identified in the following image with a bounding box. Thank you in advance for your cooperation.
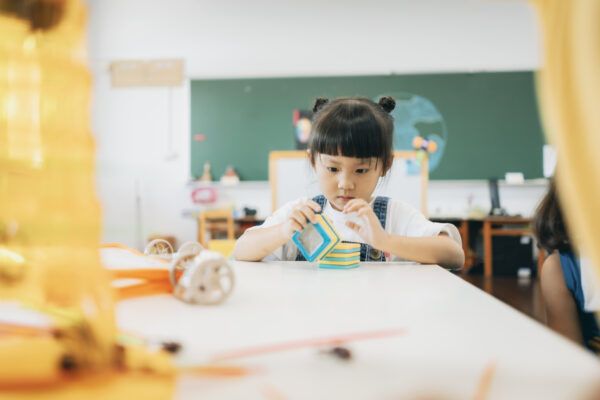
[412,135,438,167]
[292,109,313,150]
[110,59,184,87]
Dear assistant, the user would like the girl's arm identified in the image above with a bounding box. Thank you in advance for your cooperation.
[344,199,464,269]
[540,252,583,344]
[379,232,464,270]
[233,200,321,262]
[233,223,291,261]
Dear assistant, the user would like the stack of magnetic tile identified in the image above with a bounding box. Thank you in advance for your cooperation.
[318,241,361,269]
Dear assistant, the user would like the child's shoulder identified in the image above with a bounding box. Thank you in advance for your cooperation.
[273,197,309,215]
[383,197,421,217]
[258,197,308,228]
[545,252,581,301]
[385,198,463,241]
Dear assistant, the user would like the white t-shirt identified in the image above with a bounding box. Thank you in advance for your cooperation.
[251,197,462,262]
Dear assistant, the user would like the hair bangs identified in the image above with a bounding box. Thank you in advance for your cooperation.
[312,120,384,159]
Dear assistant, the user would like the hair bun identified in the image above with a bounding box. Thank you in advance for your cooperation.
[313,97,329,113]
[378,96,395,113]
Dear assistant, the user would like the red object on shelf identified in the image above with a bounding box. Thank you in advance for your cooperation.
[191,186,217,204]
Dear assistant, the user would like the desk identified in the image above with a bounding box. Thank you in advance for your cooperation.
[483,216,545,278]
[117,261,600,399]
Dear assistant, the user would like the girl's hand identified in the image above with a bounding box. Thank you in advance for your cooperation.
[280,199,321,239]
[343,199,388,248]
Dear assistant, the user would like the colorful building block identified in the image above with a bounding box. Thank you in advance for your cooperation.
[292,214,340,262]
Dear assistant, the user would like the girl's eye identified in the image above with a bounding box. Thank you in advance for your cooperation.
[356,168,369,174]
[327,167,339,173]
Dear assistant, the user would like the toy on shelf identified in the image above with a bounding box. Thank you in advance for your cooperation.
[200,161,213,182]
[220,165,240,185]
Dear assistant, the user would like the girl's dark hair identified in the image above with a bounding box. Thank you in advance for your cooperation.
[308,96,395,174]
[532,178,573,254]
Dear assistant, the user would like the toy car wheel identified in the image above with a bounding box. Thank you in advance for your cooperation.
[144,239,174,258]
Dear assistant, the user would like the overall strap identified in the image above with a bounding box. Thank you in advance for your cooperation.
[295,195,328,261]
[296,196,390,262]
[359,196,390,262]
[312,195,327,212]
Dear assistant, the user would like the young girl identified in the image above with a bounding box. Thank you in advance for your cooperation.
[533,178,600,353]
[234,96,464,269]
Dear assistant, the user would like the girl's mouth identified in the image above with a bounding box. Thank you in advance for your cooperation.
[337,196,355,202]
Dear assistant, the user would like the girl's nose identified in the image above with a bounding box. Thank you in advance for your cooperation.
[337,173,355,190]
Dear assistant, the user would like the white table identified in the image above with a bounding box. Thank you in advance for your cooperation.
[117,261,600,400]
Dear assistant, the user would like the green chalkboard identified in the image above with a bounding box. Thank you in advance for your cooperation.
[190,72,545,181]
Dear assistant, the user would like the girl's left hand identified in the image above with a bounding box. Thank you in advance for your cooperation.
[343,199,388,248]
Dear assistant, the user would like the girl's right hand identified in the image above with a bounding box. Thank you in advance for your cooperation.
[280,200,321,239]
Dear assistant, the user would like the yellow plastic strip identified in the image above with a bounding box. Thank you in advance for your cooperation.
[319,259,361,266]
[322,252,360,259]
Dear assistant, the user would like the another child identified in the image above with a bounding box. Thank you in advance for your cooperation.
[533,178,600,353]
[234,96,464,269]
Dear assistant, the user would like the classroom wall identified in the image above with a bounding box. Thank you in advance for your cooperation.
[87,0,542,247]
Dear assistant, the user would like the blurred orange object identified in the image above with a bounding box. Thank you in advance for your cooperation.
[0,0,176,396]
[534,0,600,298]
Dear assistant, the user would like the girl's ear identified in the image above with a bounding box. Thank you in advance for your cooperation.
[381,159,393,176]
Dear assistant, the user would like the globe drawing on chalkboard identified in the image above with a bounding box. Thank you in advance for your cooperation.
[377,92,447,174]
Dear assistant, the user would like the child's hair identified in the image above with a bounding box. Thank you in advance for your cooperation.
[308,96,396,174]
[533,178,573,254]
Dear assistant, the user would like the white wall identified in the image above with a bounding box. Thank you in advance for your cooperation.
[87,0,542,248]
[88,0,540,78]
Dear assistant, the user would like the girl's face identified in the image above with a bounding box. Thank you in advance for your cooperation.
[314,153,384,211]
